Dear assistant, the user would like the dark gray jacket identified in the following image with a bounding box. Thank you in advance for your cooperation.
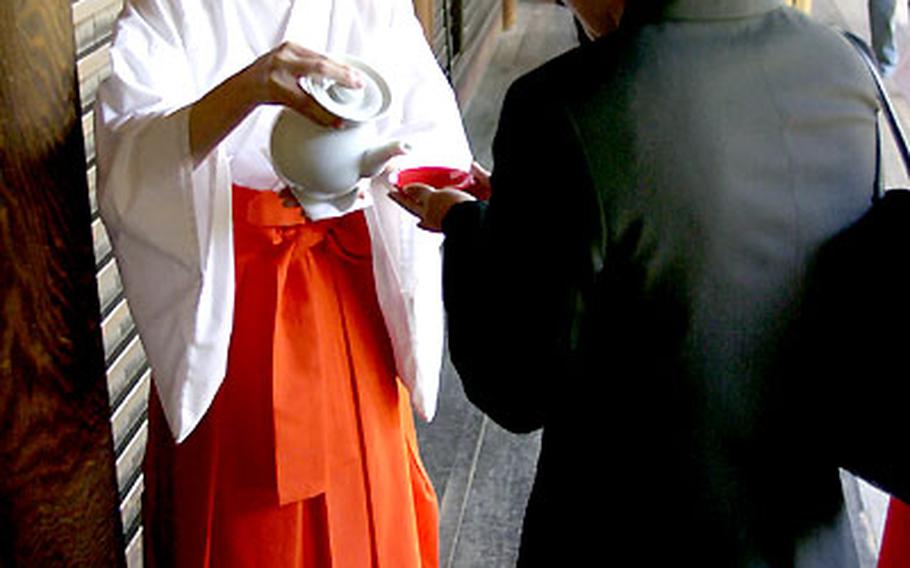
[442,1,885,566]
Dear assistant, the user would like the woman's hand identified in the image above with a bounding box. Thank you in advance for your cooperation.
[242,42,362,127]
[389,183,476,232]
[189,42,361,165]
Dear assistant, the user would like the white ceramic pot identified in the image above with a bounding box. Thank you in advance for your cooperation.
[269,54,406,218]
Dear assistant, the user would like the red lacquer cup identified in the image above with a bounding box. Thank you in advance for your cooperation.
[392,166,488,199]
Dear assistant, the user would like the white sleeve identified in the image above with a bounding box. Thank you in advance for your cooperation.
[95,0,234,442]
[365,0,473,422]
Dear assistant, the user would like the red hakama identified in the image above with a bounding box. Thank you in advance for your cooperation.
[878,498,910,568]
[143,185,439,567]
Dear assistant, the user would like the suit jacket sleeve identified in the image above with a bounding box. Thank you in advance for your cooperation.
[442,68,604,433]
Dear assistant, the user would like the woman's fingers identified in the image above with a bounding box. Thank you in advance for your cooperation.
[275,44,361,123]
[268,66,342,127]
[250,42,362,126]
[295,91,343,128]
[282,43,362,88]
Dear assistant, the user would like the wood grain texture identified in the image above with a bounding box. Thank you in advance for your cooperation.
[0,0,125,565]
[502,0,517,30]
[451,0,502,105]
[413,0,435,43]
[789,0,813,13]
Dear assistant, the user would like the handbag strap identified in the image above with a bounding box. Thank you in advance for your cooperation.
[842,30,910,201]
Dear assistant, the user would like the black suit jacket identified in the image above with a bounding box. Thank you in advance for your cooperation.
[441,4,903,567]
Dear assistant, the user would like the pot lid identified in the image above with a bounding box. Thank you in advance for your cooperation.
[299,54,392,122]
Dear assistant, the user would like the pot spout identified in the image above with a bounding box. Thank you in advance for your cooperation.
[360,140,411,178]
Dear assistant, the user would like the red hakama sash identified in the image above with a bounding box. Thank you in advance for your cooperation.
[878,498,910,568]
[143,185,439,567]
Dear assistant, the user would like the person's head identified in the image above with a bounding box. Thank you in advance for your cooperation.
[563,0,625,39]
[565,0,673,39]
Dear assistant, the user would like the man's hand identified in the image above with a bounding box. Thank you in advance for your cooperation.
[468,161,492,200]
[388,183,476,232]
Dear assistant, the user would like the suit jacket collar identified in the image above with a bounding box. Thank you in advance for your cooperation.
[663,0,785,20]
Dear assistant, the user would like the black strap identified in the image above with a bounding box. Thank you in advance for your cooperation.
[842,30,910,201]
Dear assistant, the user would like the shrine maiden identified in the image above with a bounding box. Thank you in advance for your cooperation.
[95,0,471,565]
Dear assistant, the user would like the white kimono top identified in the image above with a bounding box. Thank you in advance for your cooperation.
[96,0,472,442]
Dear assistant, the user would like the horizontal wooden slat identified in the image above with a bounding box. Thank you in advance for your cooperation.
[115,419,147,496]
[77,46,112,111]
[111,370,149,453]
[125,526,143,568]
[106,334,147,409]
[74,20,96,59]
[87,164,98,217]
[83,109,95,164]
[77,45,110,86]
[96,258,122,317]
[91,216,112,267]
[101,298,135,363]
[72,0,117,24]
[73,0,122,55]
[119,474,144,539]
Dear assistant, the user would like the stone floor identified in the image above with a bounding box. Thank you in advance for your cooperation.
[415,4,576,566]
[415,1,910,567]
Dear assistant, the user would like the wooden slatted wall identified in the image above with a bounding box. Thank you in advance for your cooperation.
[449,0,501,99]
[73,1,147,566]
[432,0,451,72]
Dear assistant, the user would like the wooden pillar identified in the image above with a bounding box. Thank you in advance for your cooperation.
[0,0,125,565]
[413,0,434,43]
[790,0,812,13]
[503,0,518,30]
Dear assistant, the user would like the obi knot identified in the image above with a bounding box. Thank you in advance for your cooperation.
[233,185,371,259]
[227,184,376,504]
